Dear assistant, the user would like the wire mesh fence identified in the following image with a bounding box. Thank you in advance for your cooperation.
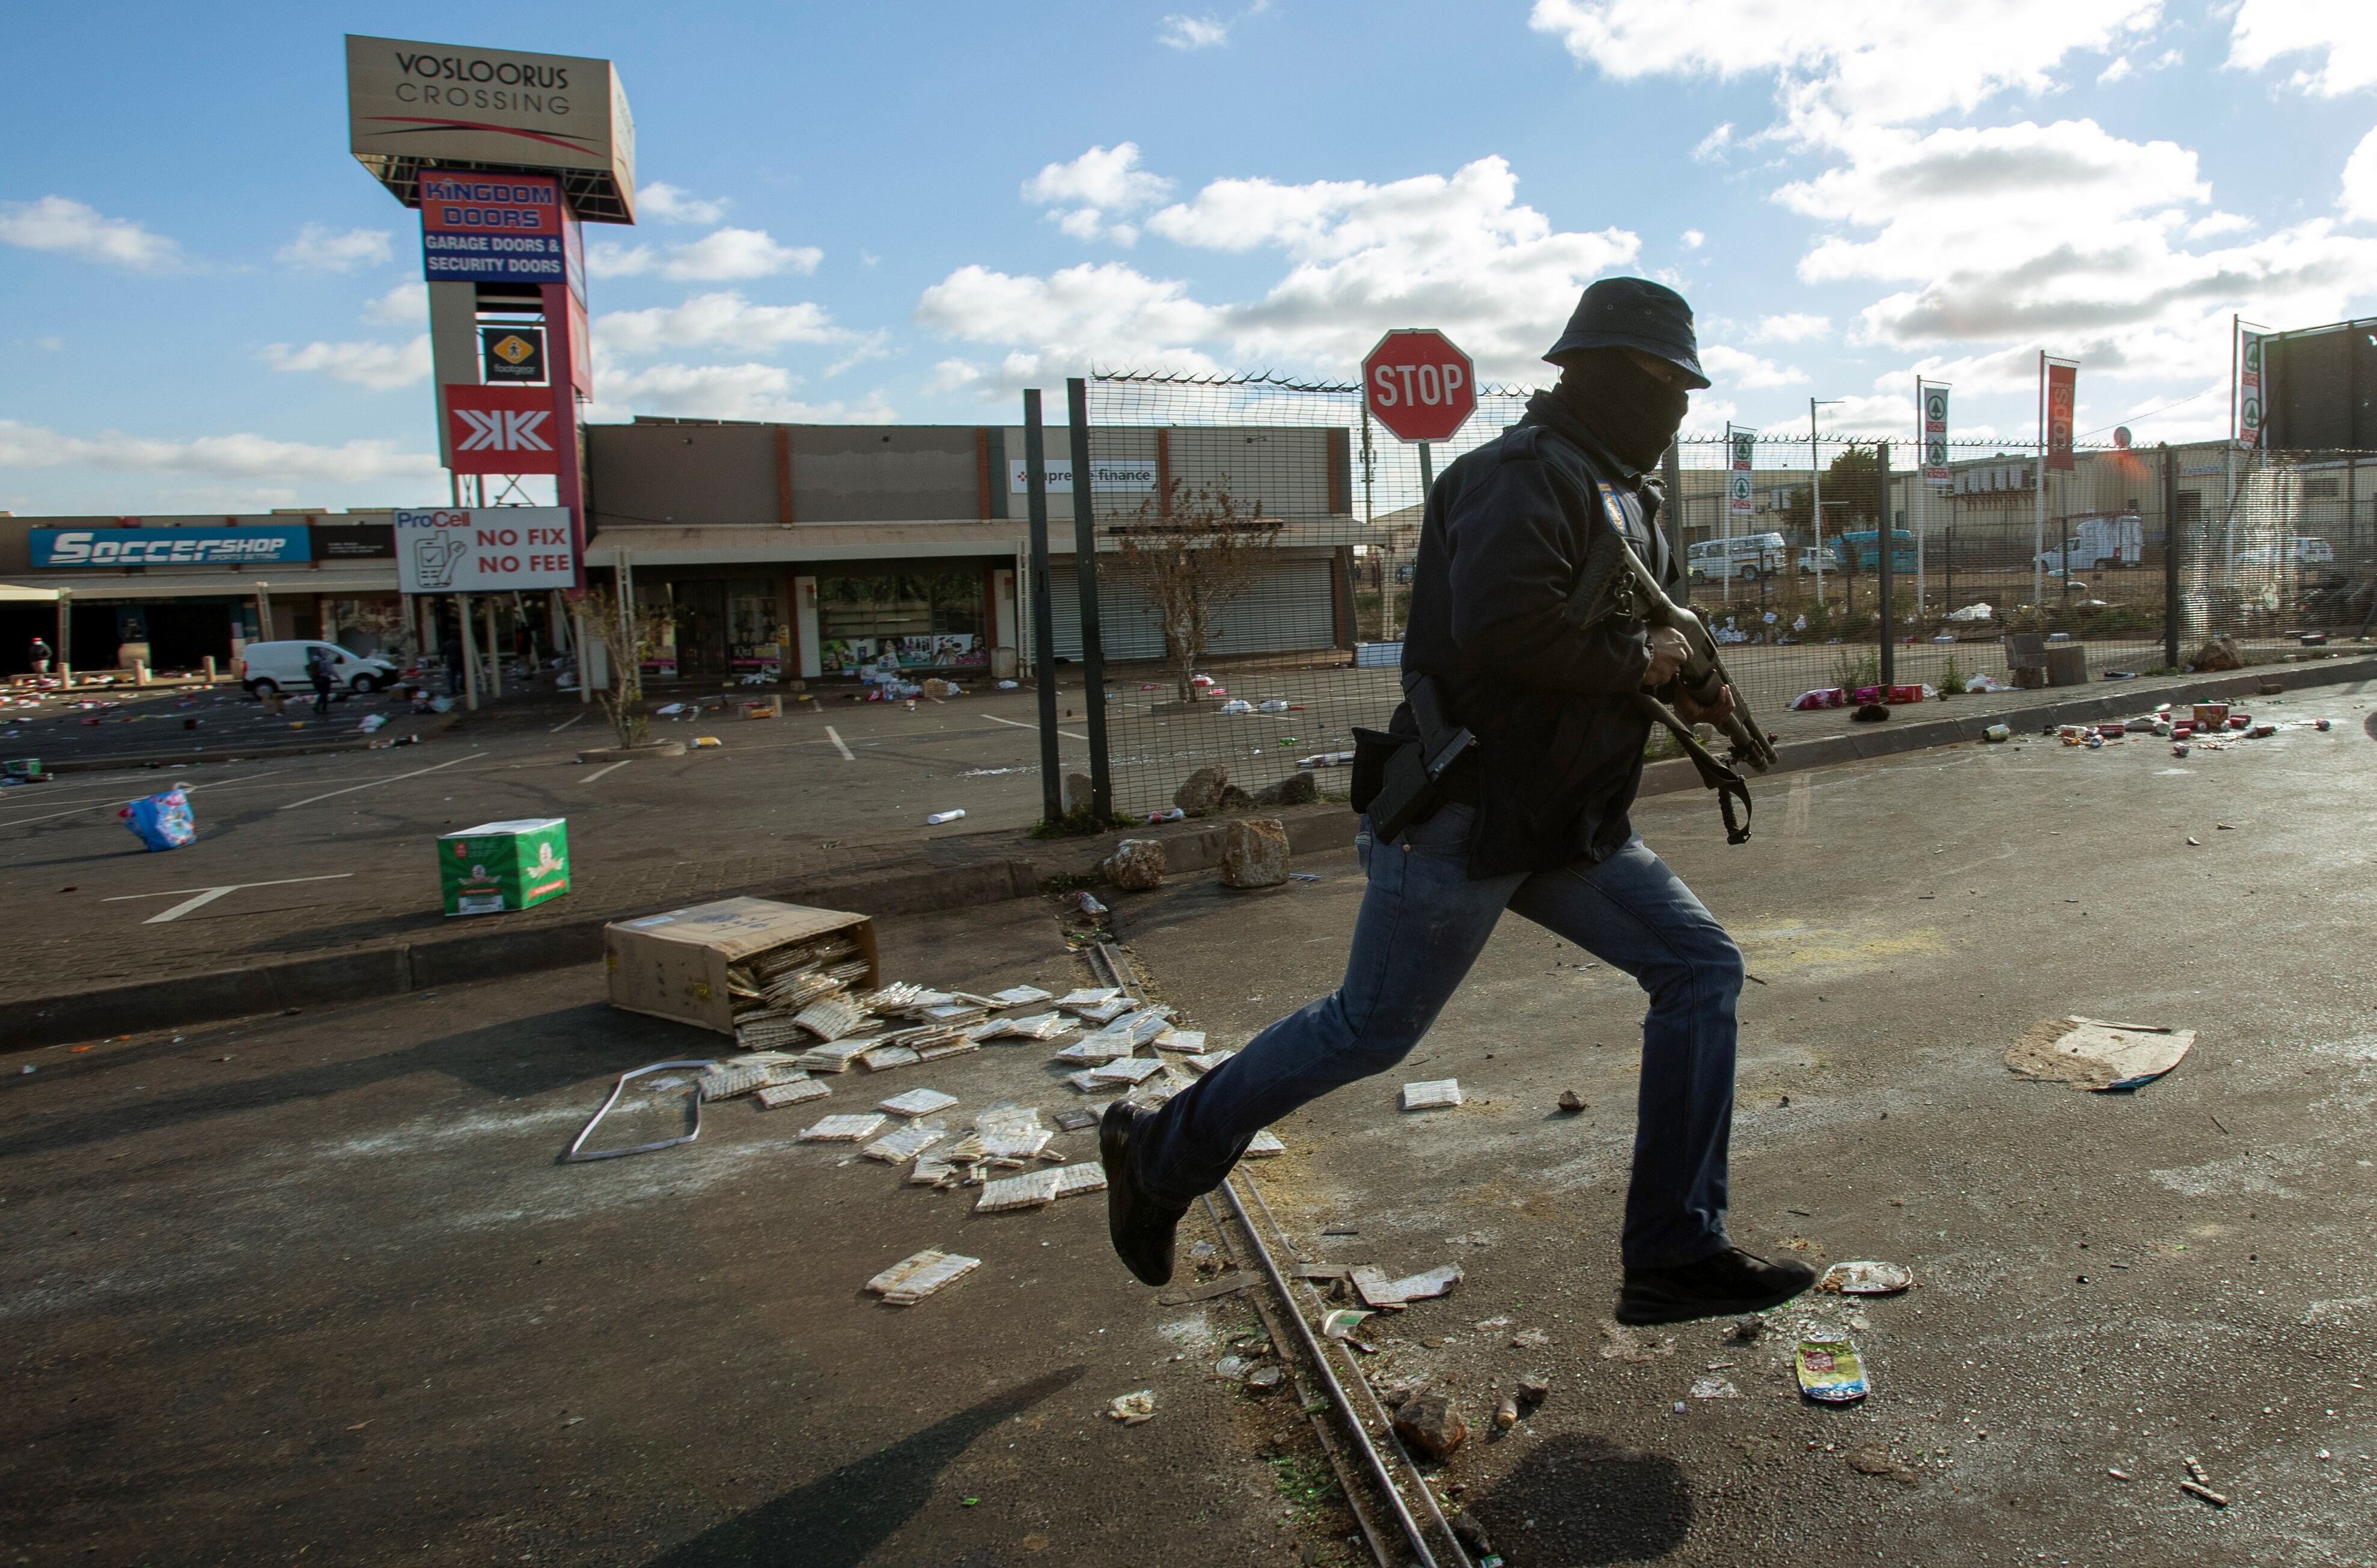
[1069,371,2373,816]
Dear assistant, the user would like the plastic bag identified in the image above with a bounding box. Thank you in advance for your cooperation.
[120,786,195,852]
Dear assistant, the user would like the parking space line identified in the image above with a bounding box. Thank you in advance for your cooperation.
[105,872,356,924]
[985,713,1090,743]
[278,754,469,810]
[825,726,855,761]
[0,769,293,829]
[549,712,585,733]
[581,759,632,783]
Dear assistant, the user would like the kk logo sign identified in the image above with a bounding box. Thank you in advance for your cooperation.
[444,384,564,474]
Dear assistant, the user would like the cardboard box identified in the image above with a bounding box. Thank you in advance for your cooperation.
[604,897,878,1035]
[438,817,570,917]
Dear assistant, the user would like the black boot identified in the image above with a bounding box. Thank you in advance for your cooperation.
[1099,1100,1185,1287]
[1616,1245,1816,1325]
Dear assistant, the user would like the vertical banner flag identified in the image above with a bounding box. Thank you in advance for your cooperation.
[1727,426,1756,518]
[2236,327,2266,448]
[1921,382,1950,484]
[2045,362,2077,472]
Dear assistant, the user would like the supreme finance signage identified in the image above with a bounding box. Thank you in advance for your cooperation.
[394,508,578,593]
[420,172,573,284]
[444,384,565,474]
[1362,329,1476,444]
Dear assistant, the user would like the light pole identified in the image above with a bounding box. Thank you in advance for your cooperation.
[1810,399,1845,612]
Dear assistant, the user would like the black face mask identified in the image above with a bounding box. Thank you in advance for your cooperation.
[1552,348,1690,471]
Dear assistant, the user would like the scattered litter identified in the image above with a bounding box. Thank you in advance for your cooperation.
[1184,1049,1236,1076]
[697,1063,780,1102]
[859,1043,923,1072]
[1050,1163,1108,1198]
[866,1248,981,1305]
[799,1113,887,1142]
[1289,871,1320,882]
[1689,1376,1742,1400]
[1352,1263,1463,1307]
[692,736,722,748]
[1055,987,1123,1013]
[1321,1308,1373,1340]
[119,785,196,852]
[1090,1055,1165,1086]
[1155,1028,1208,1054]
[1817,1260,1915,1295]
[1983,724,2011,743]
[793,996,872,1041]
[976,1168,1063,1212]
[1510,1327,1549,1348]
[1075,889,1109,918]
[2006,1016,2196,1091]
[978,1011,1073,1042]
[925,810,966,825]
[1242,1130,1286,1159]
[862,1121,948,1164]
[1494,1394,1519,1432]
[992,985,1054,1007]
[1847,1448,1918,1484]
[880,1087,959,1117]
[1599,1322,1677,1362]
[755,1078,831,1109]
[1796,1335,1869,1402]
[1400,1078,1463,1111]
[1055,1107,1099,1132]
[564,1059,718,1162]
[1108,1390,1157,1426]
[798,1039,877,1073]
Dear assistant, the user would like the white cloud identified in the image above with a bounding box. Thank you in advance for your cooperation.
[0,419,439,483]
[275,224,392,272]
[588,361,894,424]
[0,195,179,270]
[1159,14,1230,49]
[1751,313,1829,343]
[924,156,1639,395]
[362,281,427,325]
[588,227,822,282]
[1680,228,1706,249]
[1692,122,1735,161]
[636,182,731,225]
[1700,343,1807,388]
[1024,144,1174,245]
[596,291,855,355]
[262,336,432,391]
[2342,126,2377,223]
[2098,55,2134,84]
[2227,0,2377,96]
[2186,210,2255,239]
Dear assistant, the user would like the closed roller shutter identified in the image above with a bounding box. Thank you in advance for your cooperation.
[1049,551,1337,661]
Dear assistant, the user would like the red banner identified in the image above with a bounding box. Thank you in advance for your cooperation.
[444,384,565,475]
[2045,362,2076,472]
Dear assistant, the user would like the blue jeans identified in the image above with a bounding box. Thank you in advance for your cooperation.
[1132,804,1744,1268]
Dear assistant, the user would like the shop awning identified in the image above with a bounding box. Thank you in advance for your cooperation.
[0,581,62,602]
[10,569,400,599]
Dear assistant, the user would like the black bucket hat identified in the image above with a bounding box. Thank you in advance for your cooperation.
[1543,276,1709,389]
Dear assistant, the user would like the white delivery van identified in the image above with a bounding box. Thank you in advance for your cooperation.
[1687,531,1789,584]
[239,640,399,695]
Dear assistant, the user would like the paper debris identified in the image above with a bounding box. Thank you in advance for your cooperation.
[859,1044,923,1073]
[1322,1309,1373,1340]
[1107,1390,1156,1426]
[880,1087,959,1118]
[862,1121,948,1164]
[992,985,1054,1007]
[1817,1260,1915,1295]
[865,1248,981,1305]
[799,1113,886,1142]
[1796,1337,1870,1402]
[754,1078,831,1109]
[1243,1130,1286,1159]
[2006,1016,2196,1091]
[1050,1163,1108,1198]
[1690,1375,1743,1400]
[1352,1263,1463,1307]
[1074,996,1133,1025]
[1155,1030,1209,1054]
[1105,1010,1173,1047]
[1090,1055,1166,1085]
[975,1168,1064,1212]
[979,1011,1073,1042]
[1401,1078,1463,1111]
[1055,1035,1135,1065]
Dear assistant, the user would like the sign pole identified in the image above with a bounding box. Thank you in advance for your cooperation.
[1913,379,1926,618]
[457,593,480,712]
[1810,399,1825,611]
[1066,377,1113,823]
[2033,352,2046,612]
[1876,441,1895,688]
[1022,390,1064,824]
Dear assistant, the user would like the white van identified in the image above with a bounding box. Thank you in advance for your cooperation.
[1688,532,1789,584]
[239,640,400,695]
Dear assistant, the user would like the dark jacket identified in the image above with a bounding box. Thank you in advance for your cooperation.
[1396,392,1679,878]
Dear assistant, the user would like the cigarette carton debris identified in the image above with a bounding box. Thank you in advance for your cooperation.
[862,1121,948,1164]
[1050,1163,1108,1198]
[879,1088,959,1118]
[991,985,1054,1007]
[865,1248,981,1305]
[1401,1078,1463,1111]
[1243,1130,1286,1158]
[1817,1261,1915,1295]
[976,1168,1063,1212]
[755,1078,831,1109]
[799,1113,886,1143]
[438,817,569,916]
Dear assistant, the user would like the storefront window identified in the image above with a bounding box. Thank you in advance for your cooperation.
[328,598,410,657]
[817,567,987,673]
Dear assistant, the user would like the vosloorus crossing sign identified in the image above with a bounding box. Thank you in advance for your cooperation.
[1362,329,1477,444]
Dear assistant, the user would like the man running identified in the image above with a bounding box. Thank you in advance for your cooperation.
[1100,278,1813,1326]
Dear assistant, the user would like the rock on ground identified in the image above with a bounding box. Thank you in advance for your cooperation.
[1252,772,1317,806]
[1174,766,1227,815]
[1102,838,1166,891]
[2191,633,2244,672]
[1391,1394,1468,1460]
[1219,818,1289,888]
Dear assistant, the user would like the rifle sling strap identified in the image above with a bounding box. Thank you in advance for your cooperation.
[1630,691,1753,846]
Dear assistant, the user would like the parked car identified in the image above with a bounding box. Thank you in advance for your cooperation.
[240,639,398,695]
[1796,546,1826,575]
[1688,531,1788,583]
[1831,529,1917,572]
[2233,537,2337,567]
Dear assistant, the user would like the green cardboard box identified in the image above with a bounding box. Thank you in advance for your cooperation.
[438,817,570,917]
[3,758,40,778]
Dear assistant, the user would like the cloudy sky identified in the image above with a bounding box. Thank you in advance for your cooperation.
[5,1,2375,514]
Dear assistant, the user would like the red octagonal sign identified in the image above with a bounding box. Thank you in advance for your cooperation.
[1362,328,1476,444]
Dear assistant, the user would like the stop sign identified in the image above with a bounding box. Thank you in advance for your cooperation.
[1362,329,1476,444]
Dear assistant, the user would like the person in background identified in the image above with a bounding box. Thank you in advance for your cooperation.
[306,643,336,717]
[439,626,465,696]
[28,635,53,678]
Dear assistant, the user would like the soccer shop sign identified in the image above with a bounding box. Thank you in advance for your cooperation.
[444,385,562,474]
[1362,330,1476,444]
[395,508,578,593]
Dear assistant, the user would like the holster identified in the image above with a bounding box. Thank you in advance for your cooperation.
[1351,673,1475,843]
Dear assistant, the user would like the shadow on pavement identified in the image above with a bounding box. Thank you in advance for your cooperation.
[1468,1432,1694,1565]
[642,1364,1087,1568]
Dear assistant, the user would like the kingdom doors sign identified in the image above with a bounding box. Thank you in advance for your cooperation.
[1362,329,1475,444]
[444,383,563,474]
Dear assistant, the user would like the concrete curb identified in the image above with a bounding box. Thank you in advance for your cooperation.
[12,657,2369,1051]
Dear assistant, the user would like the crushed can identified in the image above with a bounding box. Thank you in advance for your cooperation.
[438,817,570,917]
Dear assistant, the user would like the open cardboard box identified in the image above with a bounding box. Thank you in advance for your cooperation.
[604,896,879,1036]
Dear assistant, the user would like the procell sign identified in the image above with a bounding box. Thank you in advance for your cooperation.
[394,507,578,592]
[1006,459,1157,495]
[30,526,309,568]
[444,384,563,474]
[420,172,572,284]
[1362,329,1477,444]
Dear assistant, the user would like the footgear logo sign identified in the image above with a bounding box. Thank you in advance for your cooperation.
[444,384,563,474]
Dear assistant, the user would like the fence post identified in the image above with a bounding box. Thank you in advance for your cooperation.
[1023,389,1063,823]
[1066,378,1114,822]
[2161,443,2181,670]
[1661,439,1685,605]
[1876,442,1895,687]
